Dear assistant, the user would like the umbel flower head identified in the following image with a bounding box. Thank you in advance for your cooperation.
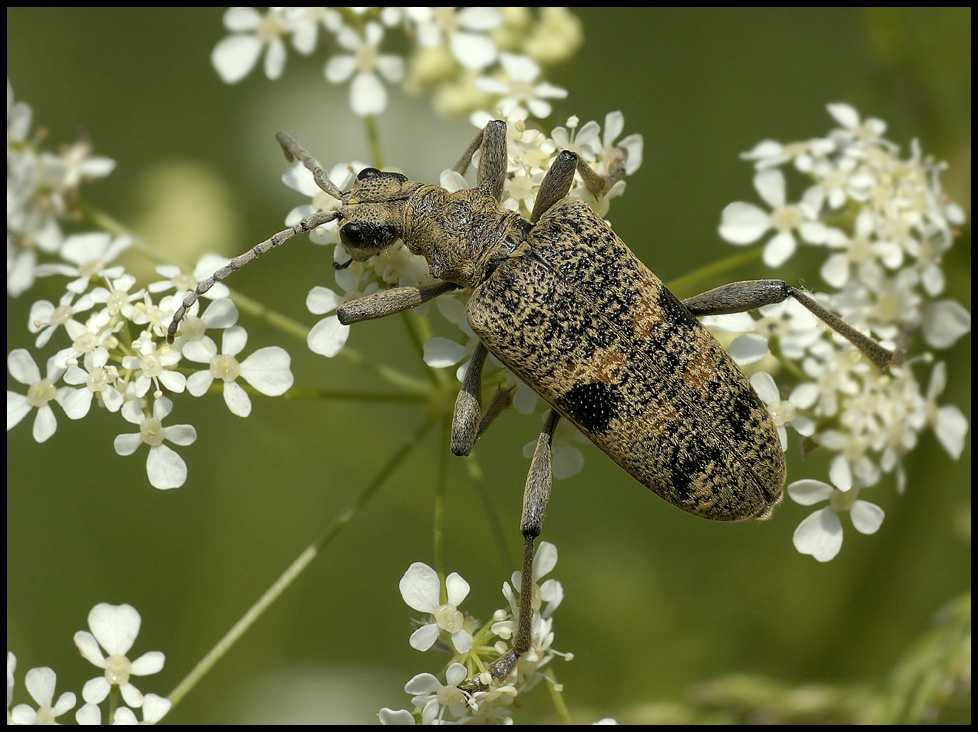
[383,542,568,724]
[714,102,970,560]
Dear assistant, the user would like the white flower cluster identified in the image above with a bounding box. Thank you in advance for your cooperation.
[6,81,295,489]
[211,7,583,120]
[7,603,169,724]
[380,542,567,724]
[714,103,970,561]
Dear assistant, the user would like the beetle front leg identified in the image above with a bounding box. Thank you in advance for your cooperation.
[452,120,508,205]
[682,279,902,370]
[462,409,560,692]
[335,281,459,325]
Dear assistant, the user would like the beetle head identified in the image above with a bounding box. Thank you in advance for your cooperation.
[336,168,422,262]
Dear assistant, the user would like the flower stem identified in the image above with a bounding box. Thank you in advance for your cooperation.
[166,415,436,712]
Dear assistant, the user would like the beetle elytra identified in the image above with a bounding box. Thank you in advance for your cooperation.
[168,120,899,689]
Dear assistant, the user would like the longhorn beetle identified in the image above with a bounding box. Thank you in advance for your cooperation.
[168,120,900,691]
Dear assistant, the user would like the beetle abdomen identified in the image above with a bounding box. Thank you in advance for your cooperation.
[467,198,785,521]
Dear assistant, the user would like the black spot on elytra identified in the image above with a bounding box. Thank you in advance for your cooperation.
[556,382,622,435]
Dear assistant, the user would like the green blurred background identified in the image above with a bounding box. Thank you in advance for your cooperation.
[6,7,970,724]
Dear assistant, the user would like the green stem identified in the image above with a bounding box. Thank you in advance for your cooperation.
[433,415,450,589]
[166,416,436,712]
[544,668,572,724]
[364,115,383,169]
[665,247,764,296]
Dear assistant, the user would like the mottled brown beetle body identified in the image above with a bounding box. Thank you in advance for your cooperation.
[168,121,896,689]
[467,196,784,520]
[335,168,784,519]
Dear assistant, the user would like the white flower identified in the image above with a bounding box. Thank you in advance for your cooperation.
[718,168,828,267]
[826,102,889,148]
[62,347,123,417]
[73,603,165,708]
[551,115,603,162]
[212,7,294,83]
[87,272,145,319]
[147,253,232,302]
[502,541,563,621]
[166,296,239,347]
[324,21,405,116]
[404,663,471,725]
[399,562,474,654]
[121,337,186,399]
[6,348,69,443]
[306,286,353,358]
[110,693,171,725]
[414,7,502,71]
[596,110,644,177]
[184,326,294,417]
[75,702,101,724]
[113,397,197,490]
[33,232,131,294]
[50,137,116,190]
[819,211,903,290]
[921,299,971,350]
[750,371,816,450]
[9,667,76,725]
[475,53,568,120]
[924,361,969,460]
[28,290,95,348]
[788,480,884,562]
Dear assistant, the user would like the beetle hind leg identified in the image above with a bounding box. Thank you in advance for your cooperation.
[682,279,902,370]
[460,410,560,692]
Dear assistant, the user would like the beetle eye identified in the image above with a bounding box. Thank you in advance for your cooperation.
[340,222,398,253]
[356,167,408,184]
[339,223,365,248]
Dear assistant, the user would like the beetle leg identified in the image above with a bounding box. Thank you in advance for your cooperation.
[530,150,624,224]
[451,121,508,205]
[462,409,560,692]
[451,341,489,456]
[451,127,487,177]
[476,385,514,441]
[335,281,459,325]
[682,279,902,369]
[453,342,517,455]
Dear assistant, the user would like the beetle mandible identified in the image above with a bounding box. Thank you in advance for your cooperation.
[167,120,899,690]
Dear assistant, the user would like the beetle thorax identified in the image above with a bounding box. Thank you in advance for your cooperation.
[405,186,529,289]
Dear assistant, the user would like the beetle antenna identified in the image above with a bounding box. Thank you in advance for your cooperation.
[276,132,344,201]
[166,208,340,343]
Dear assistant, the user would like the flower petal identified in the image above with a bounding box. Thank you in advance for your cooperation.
[399,563,439,612]
[444,572,470,606]
[409,624,440,652]
[850,500,884,535]
[240,347,294,396]
[793,507,843,562]
[212,35,262,84]
[88,603,141,656]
